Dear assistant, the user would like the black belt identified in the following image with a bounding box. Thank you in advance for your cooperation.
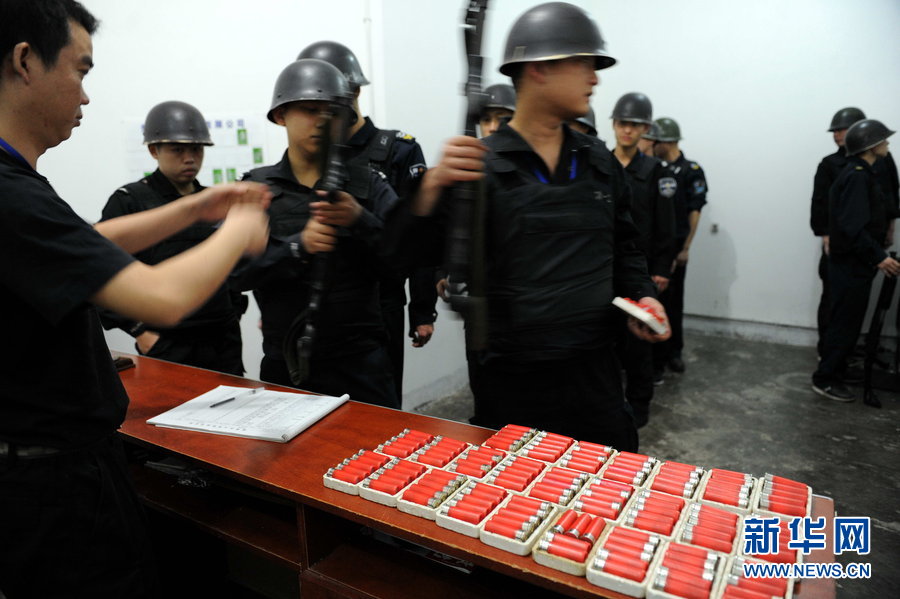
[0,441,61,459]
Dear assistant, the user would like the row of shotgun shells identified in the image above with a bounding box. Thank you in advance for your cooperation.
[701,469,754,509]
[723,557,791,598]
[540,509,607,562]
[526,465,591,505]
[438,482,508,525]
[652,542,721,599]
[376,428,434,459]
[679,503,741,554]
[572,478,635,520]
[758,473,810,517]
[448,445,506,478]
[602,451,659,486]
[520,431,575,462]
[326,449,391,484]
[650,460,705,498]
[593,526,662,582]
[360,458,428,496]
[483,454,547,492]
[482,495,555,540]
[483,424,540,453]
[625,489,686,536]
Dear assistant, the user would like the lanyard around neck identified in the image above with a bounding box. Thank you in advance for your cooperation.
[533,152,578,184]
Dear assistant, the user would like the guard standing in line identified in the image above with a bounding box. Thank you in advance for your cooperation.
[570,106,598,137]
[0,2,271,594]
[812,120,898,406]
[100,101,245,375]
[610,93,676,426]
[479,83,516,138]
[298,40,436,404]
[409,2,669,449]
[810,107,866,358]
[651,116,707,381]
[234,59,401,408]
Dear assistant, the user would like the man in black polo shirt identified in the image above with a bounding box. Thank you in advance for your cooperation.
[0,2,270,595]
[100,101,245,375]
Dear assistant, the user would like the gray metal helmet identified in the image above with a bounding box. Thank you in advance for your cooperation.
[828,107,866,132]
[297,40,369,88]
[267,59,352,123]
[611,92,653,125]
[481,84,517,114]
[499,2,616,76]
[575,108,597,136]
[642,121,662,141]
[844,119,895,156]
[654,117,681,142]
[143,101,213,146]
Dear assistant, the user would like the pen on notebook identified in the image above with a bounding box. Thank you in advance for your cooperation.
[209,386,265,408]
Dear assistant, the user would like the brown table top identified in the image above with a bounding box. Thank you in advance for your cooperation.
[116,354,834,599]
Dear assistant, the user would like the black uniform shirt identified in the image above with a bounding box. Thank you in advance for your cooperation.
[0,150,134,449]
[669,152,707,240]
[236,151,398,360]
[346,117,436,327]
[99,169,236,332]
[828,156,888,266]
[621,152,676,278]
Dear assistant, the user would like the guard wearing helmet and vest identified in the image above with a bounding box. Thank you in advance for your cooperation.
[412,2,669,450]
[610,92,676,427]
[811,108,900,359]
[479,83,517,137]
[813,119,898,406]
[234,59,400,407]
[810,107,866,357]
[298,41,436,404]
[650,116,707,381]
[99,101,245,375]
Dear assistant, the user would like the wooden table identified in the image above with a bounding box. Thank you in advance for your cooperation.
[116,354,835,598]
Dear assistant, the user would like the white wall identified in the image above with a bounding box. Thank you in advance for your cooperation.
[36,1,900,405]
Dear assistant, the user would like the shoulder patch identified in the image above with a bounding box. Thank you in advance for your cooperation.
[409,163,426,179]
[394,131,415,142]
[690,162,700,170]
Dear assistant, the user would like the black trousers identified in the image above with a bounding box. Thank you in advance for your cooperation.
[654,260,687,369]
[619,326,655,405]
[144,320,243,376]
[381,305,405,403]
[816,249,831,356]
[260,345,399,409]
[814,256,875,384]
[469,347,639,452]
[0,436,159,599]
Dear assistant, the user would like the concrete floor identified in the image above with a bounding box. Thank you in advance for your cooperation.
[414,332,899,599]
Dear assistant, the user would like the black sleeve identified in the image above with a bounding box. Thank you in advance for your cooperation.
[230,232,309,291]
[684,163,708,214]
[407,266,438,328]
[810,159,834,235]
[649,162,677,277]
[0,181,134,326]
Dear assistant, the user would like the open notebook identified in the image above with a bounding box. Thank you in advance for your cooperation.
[147,385,349,442]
